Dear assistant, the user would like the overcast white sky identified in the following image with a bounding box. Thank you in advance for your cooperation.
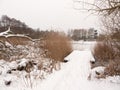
[0,0,99,31]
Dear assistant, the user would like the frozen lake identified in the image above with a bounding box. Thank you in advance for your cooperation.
[72,41,97,51]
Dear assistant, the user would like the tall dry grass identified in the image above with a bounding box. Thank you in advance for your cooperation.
[93,41,120,76]
[93,42,115,63]
[0,36,7,43]
[104,60,120,76]
[7,36,32,46]
[43,32,72,62]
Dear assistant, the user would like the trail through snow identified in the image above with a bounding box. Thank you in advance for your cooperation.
[35,50,120,90]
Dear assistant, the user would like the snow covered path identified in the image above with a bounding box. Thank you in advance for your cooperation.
[35,50,120,90]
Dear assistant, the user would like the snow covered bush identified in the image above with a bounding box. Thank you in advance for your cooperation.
[43,31,72,62]
[0,35,33,61]
[0,31,73,87]
[88,66,106,80]
[93,41,120,77]
[0,43,29,61]
[0,41,14,60]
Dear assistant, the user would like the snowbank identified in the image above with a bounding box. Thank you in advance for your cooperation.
[88,66,106,80]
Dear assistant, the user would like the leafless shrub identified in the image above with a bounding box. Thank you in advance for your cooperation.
[93,41,120,76]
[97,34,106,41]
[0,41,13,61]
[93,42,115,64]
[104,60,120,76]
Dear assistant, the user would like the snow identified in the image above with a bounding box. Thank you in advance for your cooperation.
[89,66,106,80]
[0,27,32,41]
[105,76,120,84]
[0,41,120,90]
[0,27,11,36]
[18,58,28,67]
[72,41,96,51]
[9,61,18,69]
[64,50,95,62]
[35,50,120,90]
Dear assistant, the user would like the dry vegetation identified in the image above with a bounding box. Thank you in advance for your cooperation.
[75,0,120,77]
[88,0,120,77]
[43,32,72,62]
[0,31,73,83]
[0,35,33,60]
[0,36,7,43]
[104,60,120,76]
[7,36,32,46]
[93,42,115,64]
[93,40,120,76]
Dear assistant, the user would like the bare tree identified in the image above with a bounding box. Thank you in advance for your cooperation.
[74,0,120,15]
[1,15,11,27]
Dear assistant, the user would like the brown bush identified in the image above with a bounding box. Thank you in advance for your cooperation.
[97,34,106,41]
[7,36,32,46]
[104,60,120,76]
[43,32,72,62]
[93,41,120,76]
[0,36,7,43]
[93,42,115,64]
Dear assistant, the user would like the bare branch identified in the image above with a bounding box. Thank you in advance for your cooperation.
[73,0,120,15]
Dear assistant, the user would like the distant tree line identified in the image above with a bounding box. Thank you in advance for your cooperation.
[0,15,98,41]
[0,15,49,39]
[68,28,98,41]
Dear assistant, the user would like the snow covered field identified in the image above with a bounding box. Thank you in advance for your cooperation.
[0,41,120,90]
[72,40,97,51]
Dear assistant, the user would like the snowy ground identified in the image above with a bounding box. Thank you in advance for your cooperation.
[34,50,120,90]
[0,41,120,90]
